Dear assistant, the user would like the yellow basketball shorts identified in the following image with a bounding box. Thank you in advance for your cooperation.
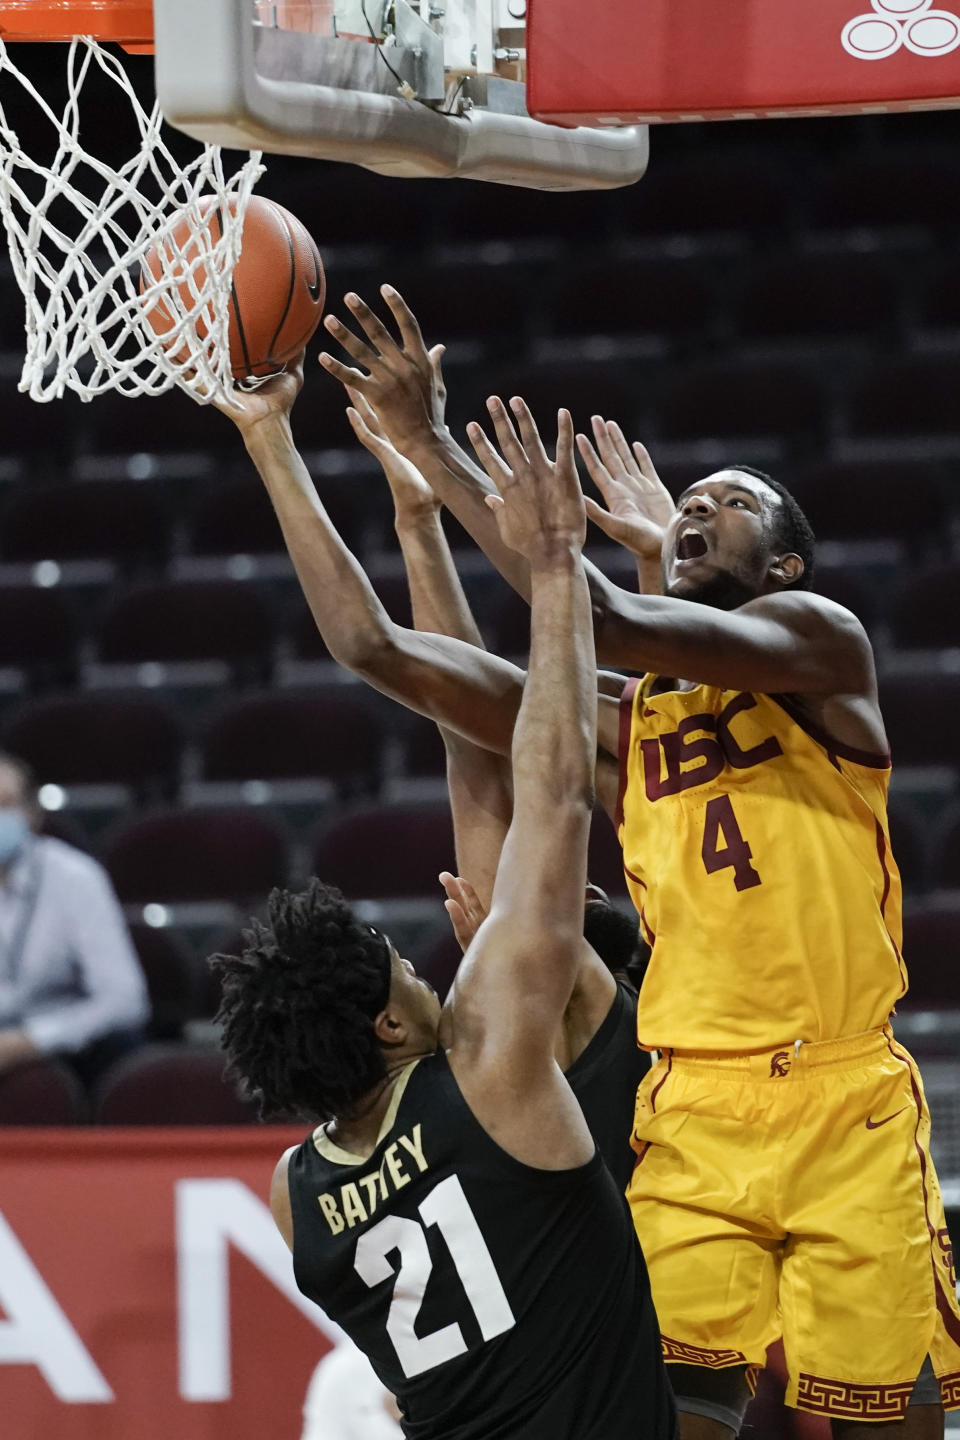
[627,1027,960,1423]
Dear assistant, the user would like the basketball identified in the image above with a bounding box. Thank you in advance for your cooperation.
[140,195,325,379]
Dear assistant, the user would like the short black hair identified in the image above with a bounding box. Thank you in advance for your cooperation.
[583,901,649,990]
[724,465,816,591]
[211,879,393,1123]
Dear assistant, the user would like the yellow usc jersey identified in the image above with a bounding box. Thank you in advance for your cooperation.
[617,676,906,1052]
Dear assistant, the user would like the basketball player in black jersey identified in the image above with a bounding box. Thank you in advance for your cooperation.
[213,385,676,1439]
[346,389,649,1191]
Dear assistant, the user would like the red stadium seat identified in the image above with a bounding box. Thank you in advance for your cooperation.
[128,923,199,1039]
[619,155,793,243]
[737,252,901,341]
[550,255,716,343]
[890,565,960,651]
[901,905,960,1009]
[878,675,960,770]
[201,689,387,788]
[658,360,825,443]
[848,355,960,438]
[190,472,375,559]
[94,1045,259,1124]
[787,459,945,549]
[933,809,960,893]
[887,796,928,895]
[98,578,275,669]
[0,584,78,680]
[3,692,182,790]
[104,807,289,904]
[809,150,960,233]
[313,801,455,899]
[0,1058,89,1125]
[0,478,172,566]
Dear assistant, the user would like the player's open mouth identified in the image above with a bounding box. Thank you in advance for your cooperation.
[675,526,709,561]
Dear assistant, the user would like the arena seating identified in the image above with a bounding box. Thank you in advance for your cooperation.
[1,106,959,1127]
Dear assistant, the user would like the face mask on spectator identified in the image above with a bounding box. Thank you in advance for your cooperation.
[0,809,29,865]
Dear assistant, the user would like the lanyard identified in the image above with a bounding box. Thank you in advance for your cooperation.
[0,844,43,986]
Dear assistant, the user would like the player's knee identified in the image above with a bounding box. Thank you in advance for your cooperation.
[667,1362,752,1437]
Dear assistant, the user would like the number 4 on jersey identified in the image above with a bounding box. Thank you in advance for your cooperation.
[701,795,761,891]
[354,1174,516,1380]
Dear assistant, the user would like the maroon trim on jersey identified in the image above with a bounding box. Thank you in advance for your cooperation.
[648,1053,673,1114]
[875,820,908,998]
[770,693,890,770]
[940,1372,960,1409]
[661,1336,748,1369]
[615,677,641,833]
[885,1035,960,1351]
[795,1373,914,1420]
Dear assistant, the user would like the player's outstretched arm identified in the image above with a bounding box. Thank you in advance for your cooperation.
[213,357,525,758]
[446,399,597,1171]
[348,392,511,907]
[318,285,630,623]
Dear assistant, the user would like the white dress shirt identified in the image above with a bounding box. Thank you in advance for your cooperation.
[0,834,149,1054]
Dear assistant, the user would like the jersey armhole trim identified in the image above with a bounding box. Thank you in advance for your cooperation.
[770,693,890,771]
[616,676,642,832]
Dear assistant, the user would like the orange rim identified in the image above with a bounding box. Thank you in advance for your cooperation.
[0,1,154,46]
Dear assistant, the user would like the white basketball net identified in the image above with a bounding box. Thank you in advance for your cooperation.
[0,36,265,404]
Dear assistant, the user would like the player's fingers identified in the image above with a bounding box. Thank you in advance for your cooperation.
[485,397,528,480]
[318,352,369,388]
[429,343,447,398]
[344,291,400,357]
[380,284,429,357]
[576,432,616,496]
[590,414,628,477]
[467,419,513,490]
[347,388,386,437]
[555,407,577,474]
[323,311,380,367]
[443,898,476,954]
[605,420,640,477]
[584,495,636,547]
[507,396,549,469]
[345,406,387,456]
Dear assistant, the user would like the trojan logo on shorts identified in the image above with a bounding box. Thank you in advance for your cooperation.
[769,1051,792,1078]
[842,0,960,59]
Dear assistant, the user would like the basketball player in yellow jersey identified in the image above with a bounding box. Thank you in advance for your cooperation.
[310,284,958,1438]
[569,426,960,1440]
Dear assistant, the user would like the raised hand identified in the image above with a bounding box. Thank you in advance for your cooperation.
[345,388,440,521]
[319,285,447,451]
[207,353,305,440]
[440,871,489,953]
[576,418,674,563]
[467,397,585,562]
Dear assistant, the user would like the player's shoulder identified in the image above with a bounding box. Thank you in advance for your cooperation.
[742,587,869,639]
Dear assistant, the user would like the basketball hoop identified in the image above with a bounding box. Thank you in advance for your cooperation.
[0,1,264,404]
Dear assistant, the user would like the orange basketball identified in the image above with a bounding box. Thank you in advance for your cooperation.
[141,195,325,379]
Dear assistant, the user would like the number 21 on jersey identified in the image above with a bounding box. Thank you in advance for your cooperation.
[354,1174,516,1379]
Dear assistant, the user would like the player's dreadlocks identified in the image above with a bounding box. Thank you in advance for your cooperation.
[727,464,816,590]
[211,878,393,1122]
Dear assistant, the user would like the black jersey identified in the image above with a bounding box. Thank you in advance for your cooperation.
[565,979,650,1193]
[289,1052,676,1440]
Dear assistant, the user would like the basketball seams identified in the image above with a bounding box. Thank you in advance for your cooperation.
[262,198,298,369]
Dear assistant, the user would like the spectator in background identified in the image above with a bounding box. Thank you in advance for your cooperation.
[0,751,149,1088]
[301,1342,402,1440]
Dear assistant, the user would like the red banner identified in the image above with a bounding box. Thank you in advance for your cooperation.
[527,0,960,124]
[0,1128,338,1440]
